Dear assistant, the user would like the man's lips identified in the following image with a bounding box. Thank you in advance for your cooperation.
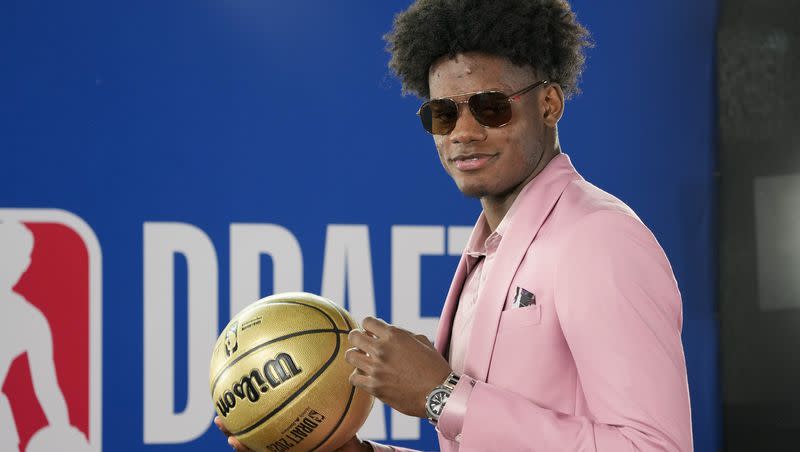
[451,154,497,171]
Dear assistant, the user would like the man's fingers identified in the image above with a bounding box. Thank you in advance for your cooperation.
[228,435,255,452]
[349,368,372,390]
[217,416,255,451]
[214,416,231,436]
[348,329,378,355]
[344,347,372,372]
[363,318,428,345]
[361,316,391,338]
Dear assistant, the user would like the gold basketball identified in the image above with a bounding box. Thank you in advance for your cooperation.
[209,292,374,452]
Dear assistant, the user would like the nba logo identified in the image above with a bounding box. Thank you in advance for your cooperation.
[0,209,102,451]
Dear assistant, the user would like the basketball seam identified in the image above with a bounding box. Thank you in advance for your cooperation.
[318,297,353,331]
[332,303,353,330]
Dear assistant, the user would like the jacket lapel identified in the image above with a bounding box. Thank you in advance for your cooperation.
[463,154,582,382]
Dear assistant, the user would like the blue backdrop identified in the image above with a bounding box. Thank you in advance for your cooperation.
[2,1,718,450]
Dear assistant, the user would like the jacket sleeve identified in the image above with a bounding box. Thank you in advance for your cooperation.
[434,210,694,451]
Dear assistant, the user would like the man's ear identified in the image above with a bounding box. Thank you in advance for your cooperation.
[541,83,565,128]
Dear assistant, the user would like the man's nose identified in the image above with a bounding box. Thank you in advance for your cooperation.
[448,105,487,144]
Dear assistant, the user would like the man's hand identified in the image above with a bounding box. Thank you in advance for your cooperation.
[345,316,453,418]
[214,416,253,452]
[333,436,374,452]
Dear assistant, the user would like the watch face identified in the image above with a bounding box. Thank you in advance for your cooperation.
[427,388,449,416]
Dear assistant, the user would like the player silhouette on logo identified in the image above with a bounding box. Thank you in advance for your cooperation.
[0,221,89,451]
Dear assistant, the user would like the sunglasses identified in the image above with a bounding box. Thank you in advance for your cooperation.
[417,80,549,135]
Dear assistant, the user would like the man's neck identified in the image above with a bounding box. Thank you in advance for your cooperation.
[480,147,560,232]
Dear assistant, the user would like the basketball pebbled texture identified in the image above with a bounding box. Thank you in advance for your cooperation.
[209,292,373,452]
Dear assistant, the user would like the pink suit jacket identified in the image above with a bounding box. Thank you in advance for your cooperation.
[370,154,693,451]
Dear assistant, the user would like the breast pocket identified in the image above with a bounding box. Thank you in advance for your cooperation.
[498,304,542,329]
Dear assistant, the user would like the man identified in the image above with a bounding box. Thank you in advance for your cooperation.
[220,0,693,450]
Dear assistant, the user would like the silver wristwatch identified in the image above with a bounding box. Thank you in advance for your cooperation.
[425,372,460,425]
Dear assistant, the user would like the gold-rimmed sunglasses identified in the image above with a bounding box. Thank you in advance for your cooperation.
[417,80,549,135]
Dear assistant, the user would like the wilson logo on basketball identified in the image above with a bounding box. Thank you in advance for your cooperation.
[216,352,302,417]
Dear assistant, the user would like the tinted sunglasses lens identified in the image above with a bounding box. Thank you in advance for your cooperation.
[420,99,458,135]
[469,92,512,127]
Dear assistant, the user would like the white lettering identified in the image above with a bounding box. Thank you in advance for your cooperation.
[143,223,218,443]
[447,226,472,256]
[320,225,377,325]
[229,224,303,315]
[140,222,472,444]
[390,225,444,439]
[319,224,386,440]
[391,226,443,339]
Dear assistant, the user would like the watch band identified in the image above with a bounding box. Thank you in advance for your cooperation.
[425,372,461,425]
[441,372,460,391]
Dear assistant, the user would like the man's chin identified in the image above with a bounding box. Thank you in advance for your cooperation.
[457,181,520,201]
[456,183,488,199]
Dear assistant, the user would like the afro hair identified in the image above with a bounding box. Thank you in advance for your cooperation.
[385,0,593,99]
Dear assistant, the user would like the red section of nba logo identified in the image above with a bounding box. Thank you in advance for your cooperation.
[1,222,90,451]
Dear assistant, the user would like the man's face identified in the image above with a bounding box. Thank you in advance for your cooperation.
[427,52,549,200]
